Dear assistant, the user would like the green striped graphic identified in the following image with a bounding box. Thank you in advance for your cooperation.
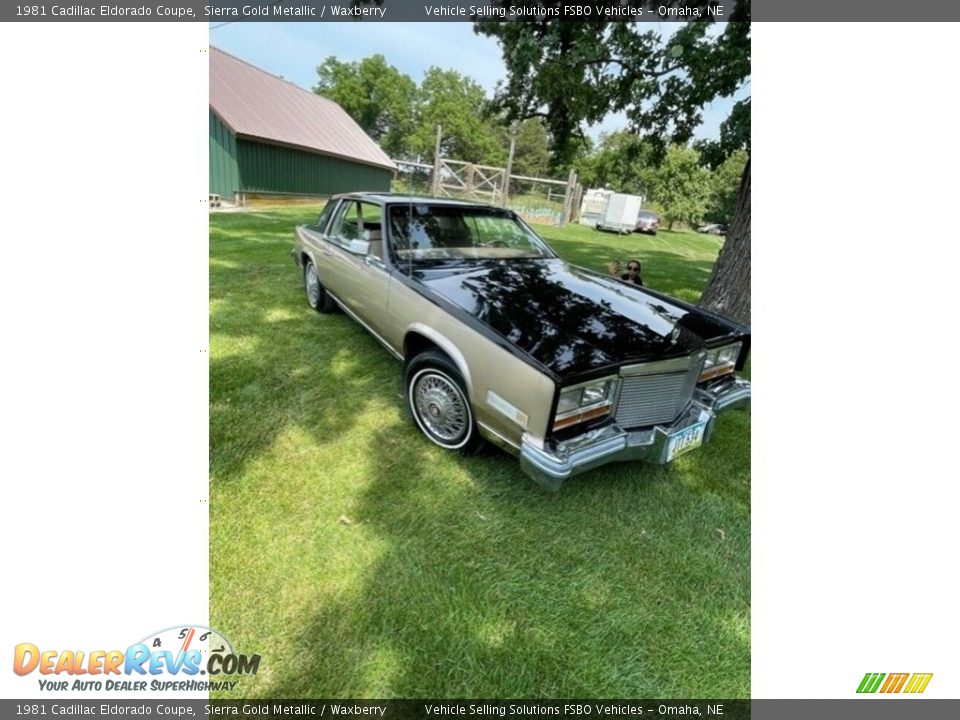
[856,672,886,693]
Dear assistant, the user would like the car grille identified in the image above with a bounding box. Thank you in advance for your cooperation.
[614,357,702,429]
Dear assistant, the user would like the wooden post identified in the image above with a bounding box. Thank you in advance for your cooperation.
[431,125,442,196]
[501,136,516,205]
[465,164,476,199]
[560,169,577,226]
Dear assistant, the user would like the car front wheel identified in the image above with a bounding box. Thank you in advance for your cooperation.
[304,260,335,313]
[406,350,482,453]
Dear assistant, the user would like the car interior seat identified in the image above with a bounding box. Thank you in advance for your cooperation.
[364,228,383,260]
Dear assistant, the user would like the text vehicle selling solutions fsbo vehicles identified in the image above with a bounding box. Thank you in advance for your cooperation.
[291,193,750,489]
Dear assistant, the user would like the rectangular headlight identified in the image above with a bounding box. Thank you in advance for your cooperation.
[582,379,614,404]
[556,387,583,414]
[699,342,742,382]
[553,376,617,431]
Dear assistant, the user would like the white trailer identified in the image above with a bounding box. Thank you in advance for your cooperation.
[578,188,613,226]
[596,193,644,234]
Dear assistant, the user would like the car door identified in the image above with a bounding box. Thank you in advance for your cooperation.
[326,200,394,342]
[298,199,341,288]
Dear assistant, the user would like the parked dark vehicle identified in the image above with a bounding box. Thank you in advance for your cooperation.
[634,210,660,235]
[292,193,750,490]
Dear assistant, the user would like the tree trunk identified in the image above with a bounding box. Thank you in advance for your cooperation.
[699,158,750,325]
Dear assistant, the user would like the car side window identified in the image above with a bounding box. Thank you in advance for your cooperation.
[312,200,339,234]
[333,202,361,242]
[328,201,386,262]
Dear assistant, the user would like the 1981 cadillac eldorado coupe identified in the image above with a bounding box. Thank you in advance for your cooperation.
[292,193,750,489]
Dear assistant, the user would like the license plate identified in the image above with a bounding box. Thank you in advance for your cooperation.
[666,422,707,462]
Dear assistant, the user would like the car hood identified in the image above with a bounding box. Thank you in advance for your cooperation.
[412,259,733,379]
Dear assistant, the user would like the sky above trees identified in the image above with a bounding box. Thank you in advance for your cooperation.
[208,21,747,142]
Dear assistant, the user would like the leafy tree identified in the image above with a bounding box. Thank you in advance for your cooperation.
[476,8,752,322]
[507,119,551,178]
[575,130,653,195]
[412,67,505,165]
[566,134,595,169]
[314,54,417,157]
[652,145,711,230]
[706,149,748,224]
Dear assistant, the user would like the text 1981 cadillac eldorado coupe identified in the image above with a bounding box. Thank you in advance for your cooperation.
[292,193,750,490]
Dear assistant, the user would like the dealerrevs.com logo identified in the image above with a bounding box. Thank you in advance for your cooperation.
[13,625,260,692]
[857,672,933,694]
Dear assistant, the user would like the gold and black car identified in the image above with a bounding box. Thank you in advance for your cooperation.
[292,193,750,490]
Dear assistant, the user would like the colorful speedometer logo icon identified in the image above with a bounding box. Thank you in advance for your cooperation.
[138,625,235,675]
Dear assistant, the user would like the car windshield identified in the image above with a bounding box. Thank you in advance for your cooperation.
[389,204,555,262]
[637,211,657,219]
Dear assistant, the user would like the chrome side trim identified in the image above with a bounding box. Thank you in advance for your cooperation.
[328,292,404,361]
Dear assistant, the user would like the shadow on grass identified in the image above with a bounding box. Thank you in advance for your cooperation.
[210,210,750,698]
[209,207,400,483]
[209,263,398,482]
[252,418,750,697]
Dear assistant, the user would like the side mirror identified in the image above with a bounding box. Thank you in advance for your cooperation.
[347,239,370,256]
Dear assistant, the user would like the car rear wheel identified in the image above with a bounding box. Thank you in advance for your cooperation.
[304,260,335,313]
[406,350,482,453]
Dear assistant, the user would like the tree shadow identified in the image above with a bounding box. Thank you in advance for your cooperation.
[210,211,750,699]
[255,415,750,698]
[209,207,400,484]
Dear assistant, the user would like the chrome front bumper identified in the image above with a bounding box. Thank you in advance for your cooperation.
[520,374,751,490]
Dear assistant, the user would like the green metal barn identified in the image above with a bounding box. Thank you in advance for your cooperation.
[209,47,395,203]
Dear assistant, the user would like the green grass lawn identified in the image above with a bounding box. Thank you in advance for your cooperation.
[210,207,750,699]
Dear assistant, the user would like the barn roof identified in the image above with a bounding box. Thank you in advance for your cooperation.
[209,47,396,172]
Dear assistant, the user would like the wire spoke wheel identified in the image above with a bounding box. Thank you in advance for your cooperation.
[405,350,481,454]
[305,264,321,307]
[413,372,469,444]
[303,260,335,313]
